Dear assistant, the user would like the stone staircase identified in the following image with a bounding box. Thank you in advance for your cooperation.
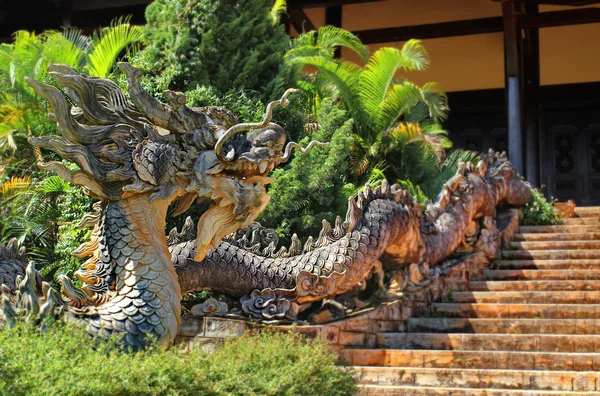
[343,206,600,395]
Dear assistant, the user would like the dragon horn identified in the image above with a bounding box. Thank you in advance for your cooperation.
[214,88,298,162]
[280,140,329,163]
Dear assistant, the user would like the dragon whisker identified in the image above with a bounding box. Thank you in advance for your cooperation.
[280,140,329,163]
[214,88,298,161]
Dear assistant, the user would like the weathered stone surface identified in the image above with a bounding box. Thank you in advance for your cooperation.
[494,259,600,269]
[562,217,598,225]
[203,317,245,338]
[514,232,600,242]
[469,280,600,291]
[407,318,599,335]
[503,249,600,260]
[511,240,600,250]
[358,384,594,395]
[354,367,600,392]
[483,269,600,281]
[519,224,598,233]
[451,291,600,304]
[178,316,205,337]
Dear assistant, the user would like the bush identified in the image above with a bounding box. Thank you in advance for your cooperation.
[522,187,562,226]
[142,0,291,100]
[0,323,356,396]
[258,101,354,241]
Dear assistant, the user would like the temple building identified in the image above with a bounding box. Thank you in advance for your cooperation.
[1,0,598,204]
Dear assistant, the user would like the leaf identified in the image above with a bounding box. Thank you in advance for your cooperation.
[315,26,369,62]
[399,39,430,72]
[359,47,414,122]
[1,175,32,196]
[41,31,87,69]
[41,175,70,194]
[270,0,287,25]
[86,17,143,78]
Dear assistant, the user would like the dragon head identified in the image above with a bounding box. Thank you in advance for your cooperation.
[482,150,531,207]
[188,89,327,261]
[25,64,327,264]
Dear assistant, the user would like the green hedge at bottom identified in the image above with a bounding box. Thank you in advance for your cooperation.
[0,322,356,396]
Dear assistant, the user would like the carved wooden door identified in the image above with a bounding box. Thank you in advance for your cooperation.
[445,112,507,154]
[544,107,600,206]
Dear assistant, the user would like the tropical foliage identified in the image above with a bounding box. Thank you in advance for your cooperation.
[142,0,291,99]
[0,20,142,281]
[258,101,354,240]
[286,37,454,187]
[0,19,143,160]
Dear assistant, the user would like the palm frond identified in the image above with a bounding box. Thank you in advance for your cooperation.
[270,0,287,25]
[41,175,70,194]
[419,149,480,199]
[86,17,143,78]
[377,81,425,131]
[285,45,332,61]
[416,82,449,122]
[359,47,413,122]
[42,31,87,70]
[286,55,366,124]
[315,26,369,62]
[1,175,32,196]
[290,30,316,49]
[399,39,430,71]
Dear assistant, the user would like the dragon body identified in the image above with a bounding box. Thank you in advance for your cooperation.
[170,151,530,319]
[0,64,531,348]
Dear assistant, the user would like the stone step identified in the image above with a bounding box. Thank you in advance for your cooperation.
[510,240,600,250]
[519,225,599,234]
[357,384,599,395]
[450,291,600,304]
[563,217,600,225]
[514,232,600,242]
[407,318,600,334]
[469,280,600,292]
[493,259,600,270]
[501,250,600,260]
[431,303,600,319]
[483,269,600,280]
[355,366,600,392]
[340,349,600,371]
[575,206,600,217]
[377,332,600,352]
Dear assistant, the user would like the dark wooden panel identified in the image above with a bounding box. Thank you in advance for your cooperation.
[289,8,316,33]
[352,17,504,44]
[521,7,600,28]
[288,0,383,9]
[543,107,600,205]
[325,5,342,57]
[493,0,600,6]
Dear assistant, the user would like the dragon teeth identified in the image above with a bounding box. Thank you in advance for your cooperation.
[258,161,268,174]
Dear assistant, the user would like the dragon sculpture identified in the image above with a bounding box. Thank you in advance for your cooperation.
[0,64,532,350]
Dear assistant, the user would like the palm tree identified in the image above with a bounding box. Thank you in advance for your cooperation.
[286,38,453,183]
[0,18,143,158]
[285,26,370,118]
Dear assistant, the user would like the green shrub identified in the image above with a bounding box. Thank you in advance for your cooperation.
[522,187,562,226]
[258,101,353,241]
[142,0,291,100]
[0,322,356,396]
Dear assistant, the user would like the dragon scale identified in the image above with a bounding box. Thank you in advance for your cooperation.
[77,194,182,346]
